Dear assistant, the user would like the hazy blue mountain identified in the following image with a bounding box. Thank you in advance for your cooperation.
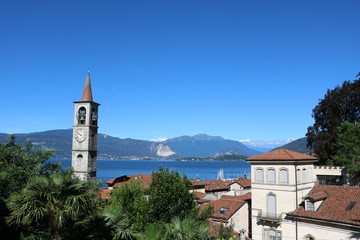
[164,134,262,157]
[0,129,179,160]
[0,131,262,159]
[273,137,310,153]
[240,138,296,153]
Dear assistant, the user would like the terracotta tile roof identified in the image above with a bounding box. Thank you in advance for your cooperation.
[197,198,211,204]
[193,191,205,199]
[289,185,360,226]
[81,72,93,101]
[105,175,131,185]
[106,174,152,189]
[191,179,207,187]
[199,193,249,220]
[205,179,229,191]
[247,149,318,161]
[307,191,328,201]
[99,188,113,199]
[228,177,251,188]
[221,192,251,201]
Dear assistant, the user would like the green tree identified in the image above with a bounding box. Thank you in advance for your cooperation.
[0,135,59,239]
[215,223,236,240]
[306,73,360,164]
[331,122,360,183]
[7,172,97,240]
[109,180,149,231]
[148,167,196,223]
[0,136,57,198]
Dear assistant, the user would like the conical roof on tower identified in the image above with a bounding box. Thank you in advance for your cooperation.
[81,72,93,101]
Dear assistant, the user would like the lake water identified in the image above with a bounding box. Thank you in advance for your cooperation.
[51,159,251,182]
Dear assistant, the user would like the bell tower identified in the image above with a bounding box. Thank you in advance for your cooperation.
[72,72,100,181]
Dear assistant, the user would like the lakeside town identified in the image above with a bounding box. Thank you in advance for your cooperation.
[1,1,360,239]
[2,72,359,240]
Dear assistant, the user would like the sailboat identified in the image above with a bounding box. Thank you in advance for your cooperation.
[217,168,224,180]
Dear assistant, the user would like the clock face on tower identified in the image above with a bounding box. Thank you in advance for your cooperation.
[75,129,87,142]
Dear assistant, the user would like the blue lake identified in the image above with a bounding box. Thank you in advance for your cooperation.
[51,159,251,182]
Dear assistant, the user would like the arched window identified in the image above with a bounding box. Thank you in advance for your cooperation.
[267,193,277,218]
[77,107,86,125]
[91,108,98,125]
[267,169,275,184]
[255,168,264,183]
[279,169,288,184]
[77,154,83,161]
[304,234,315,240]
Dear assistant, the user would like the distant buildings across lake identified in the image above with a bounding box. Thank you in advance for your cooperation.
[50,159,251,182]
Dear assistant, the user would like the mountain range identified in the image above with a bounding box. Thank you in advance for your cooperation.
[0,130,263,160]
[0,130,310,159]
[273,137,310,153]
[240,138,296,152]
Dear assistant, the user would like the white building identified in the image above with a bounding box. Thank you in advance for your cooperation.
[246,149,360,240]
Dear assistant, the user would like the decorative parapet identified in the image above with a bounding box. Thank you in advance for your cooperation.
[314,165,346,177]
[314,166,344,170]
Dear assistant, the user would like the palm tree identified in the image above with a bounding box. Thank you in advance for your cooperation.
[164,216,211,240]
[103,205,137,240]
[137,223,165,240]
[7,172,96,240]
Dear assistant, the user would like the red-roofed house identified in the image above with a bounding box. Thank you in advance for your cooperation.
[202,179,230,200]
[286,184,360,239]
[200,193,251,236]
[190,179,207,193]
[227,177,251,196]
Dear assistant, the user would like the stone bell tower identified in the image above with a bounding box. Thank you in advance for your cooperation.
[72,72,100,181]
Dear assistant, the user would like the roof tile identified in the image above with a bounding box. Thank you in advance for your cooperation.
[290,185,360,225]
[247,149,318,161]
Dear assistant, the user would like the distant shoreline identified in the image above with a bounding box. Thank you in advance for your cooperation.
[176,155,247,162]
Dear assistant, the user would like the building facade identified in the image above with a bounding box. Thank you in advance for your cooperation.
[247,149,360,240]
[247,149,318,240]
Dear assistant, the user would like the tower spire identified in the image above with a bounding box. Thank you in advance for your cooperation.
[81,71,93,101]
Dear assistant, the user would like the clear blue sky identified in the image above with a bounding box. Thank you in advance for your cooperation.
[1,0,359,141]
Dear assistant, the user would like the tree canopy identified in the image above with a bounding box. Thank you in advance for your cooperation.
[0,135,59,239]
[7,172,98,240]
[148,167,197,223]
[306,73,360,164]
[331,122,360,184]
[0,135,57,199]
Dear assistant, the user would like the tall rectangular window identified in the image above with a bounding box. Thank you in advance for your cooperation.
[296,169,301,184]
[302,169,307,183]
[264,229,282,240]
